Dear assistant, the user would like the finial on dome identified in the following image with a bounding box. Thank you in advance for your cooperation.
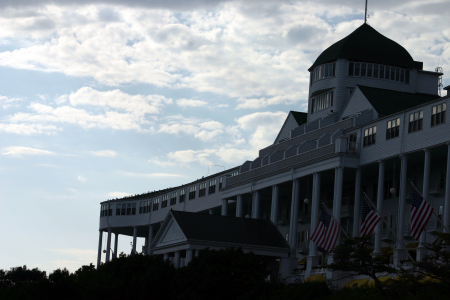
[364,0,368,24]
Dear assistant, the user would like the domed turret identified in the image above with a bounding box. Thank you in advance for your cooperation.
[309,23,415,71]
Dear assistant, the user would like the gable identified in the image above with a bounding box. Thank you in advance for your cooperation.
[151,214,187,248]
[340,87,377,120]
[274,111,307,144]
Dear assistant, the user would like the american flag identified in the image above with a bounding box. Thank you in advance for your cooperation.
[310,209,340,252]
[410,185,433,240]
[360,194,381,237]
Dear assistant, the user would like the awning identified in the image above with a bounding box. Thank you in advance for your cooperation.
[298,257,307,265]
[305,274,325,282]
[405,242,419,250]
[369,276,391,286]
[381,247,393,254]
[345,278,369,288]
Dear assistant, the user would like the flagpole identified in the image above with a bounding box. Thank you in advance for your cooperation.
[362,192,415,263]
[409,181,450,233]
[321,203,350,239]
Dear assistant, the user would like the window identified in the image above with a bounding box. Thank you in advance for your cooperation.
[198,183,206,197]
[231,171,239,177]
[100,204,112,217]
[348,62,410,84]
[179,189,185,203]
[386,118,400,140]
[312,62,336,82]
[311,91,333,113]
[139,201,150,214]
[408,110,423,133]
[348,133,357,152]
[121,203,126,215]
[170,192,177,206]
[431,103,446,126]
[125,203,136,215]
[219,177,223,189]
[153,198,159,211]
[208,179,216,194]
[116,204,122,216]
[189,186,196,200]
[161,195,168,208]
[363,126,376,147]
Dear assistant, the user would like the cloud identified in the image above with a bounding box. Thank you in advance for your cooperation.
[0,95,24,109]
[67,187,77,192]
[0,123,62,135]
[90,150,118,157]
[69,87,171,115]
[235,111,287,149]
[176,98,208,107]
[119,171,183,178]
[108,191,131,198]
[194,129,223,141]
[2,146,55,157]
[77,175,87,182]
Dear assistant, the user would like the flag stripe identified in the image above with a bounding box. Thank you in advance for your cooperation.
[410,185,433,241]
[310,210,340,253]
[360,194,381,237]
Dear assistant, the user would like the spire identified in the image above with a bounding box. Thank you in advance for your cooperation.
[364,0,368,23]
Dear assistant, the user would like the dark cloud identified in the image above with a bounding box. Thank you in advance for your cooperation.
[98,7,122,22]
[0,0,232,10]
[287,25,328,44]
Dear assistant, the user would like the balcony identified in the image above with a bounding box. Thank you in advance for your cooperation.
[226,143,337,187]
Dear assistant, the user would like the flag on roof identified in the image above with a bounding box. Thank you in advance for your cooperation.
[310,209,340,252]
[410,185,433,240]
[360,194,381,237]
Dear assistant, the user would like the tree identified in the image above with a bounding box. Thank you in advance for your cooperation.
[327,235,397,290]
[171,248,269,300]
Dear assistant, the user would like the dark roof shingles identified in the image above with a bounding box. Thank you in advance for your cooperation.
[358,85,439,116]
[171,210,290,249]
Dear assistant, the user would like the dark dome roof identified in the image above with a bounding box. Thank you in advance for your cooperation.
[308,23,415,71]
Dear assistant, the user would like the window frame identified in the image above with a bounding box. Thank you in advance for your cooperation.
[386,117,400,140]
[363,125,377,147]
[408,110,423,133]
[431,103,446,127]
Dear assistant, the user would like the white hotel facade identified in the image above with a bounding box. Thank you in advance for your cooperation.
[98,23,450,282]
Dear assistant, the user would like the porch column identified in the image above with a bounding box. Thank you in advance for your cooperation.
[394,154,408,265]
[353,168,362,237]
[163,253,169,261]
[333,167,344,227]
[105,228,112,262]
[374,161,385,255]
[270,185,279,225]
[418,149,431,260]
[185,249,194,265]
[174,251,181,268]
[251,190,260,219]
[97,230,103,268]
[444,143,450,232]
[289,179,300,257]
[147,225,153,256]
[132,226,137,255]
[209,208,213,214]
[221,199,228,216]
[113,233,118,259]
[236,194,243,217]
[307,172,320,270]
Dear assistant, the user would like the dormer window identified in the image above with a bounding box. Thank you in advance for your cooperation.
[312,62,336,82]
[311,91,333,113]
[348,62,410,84]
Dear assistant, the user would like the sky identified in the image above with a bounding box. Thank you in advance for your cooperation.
[0,0,449,274]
